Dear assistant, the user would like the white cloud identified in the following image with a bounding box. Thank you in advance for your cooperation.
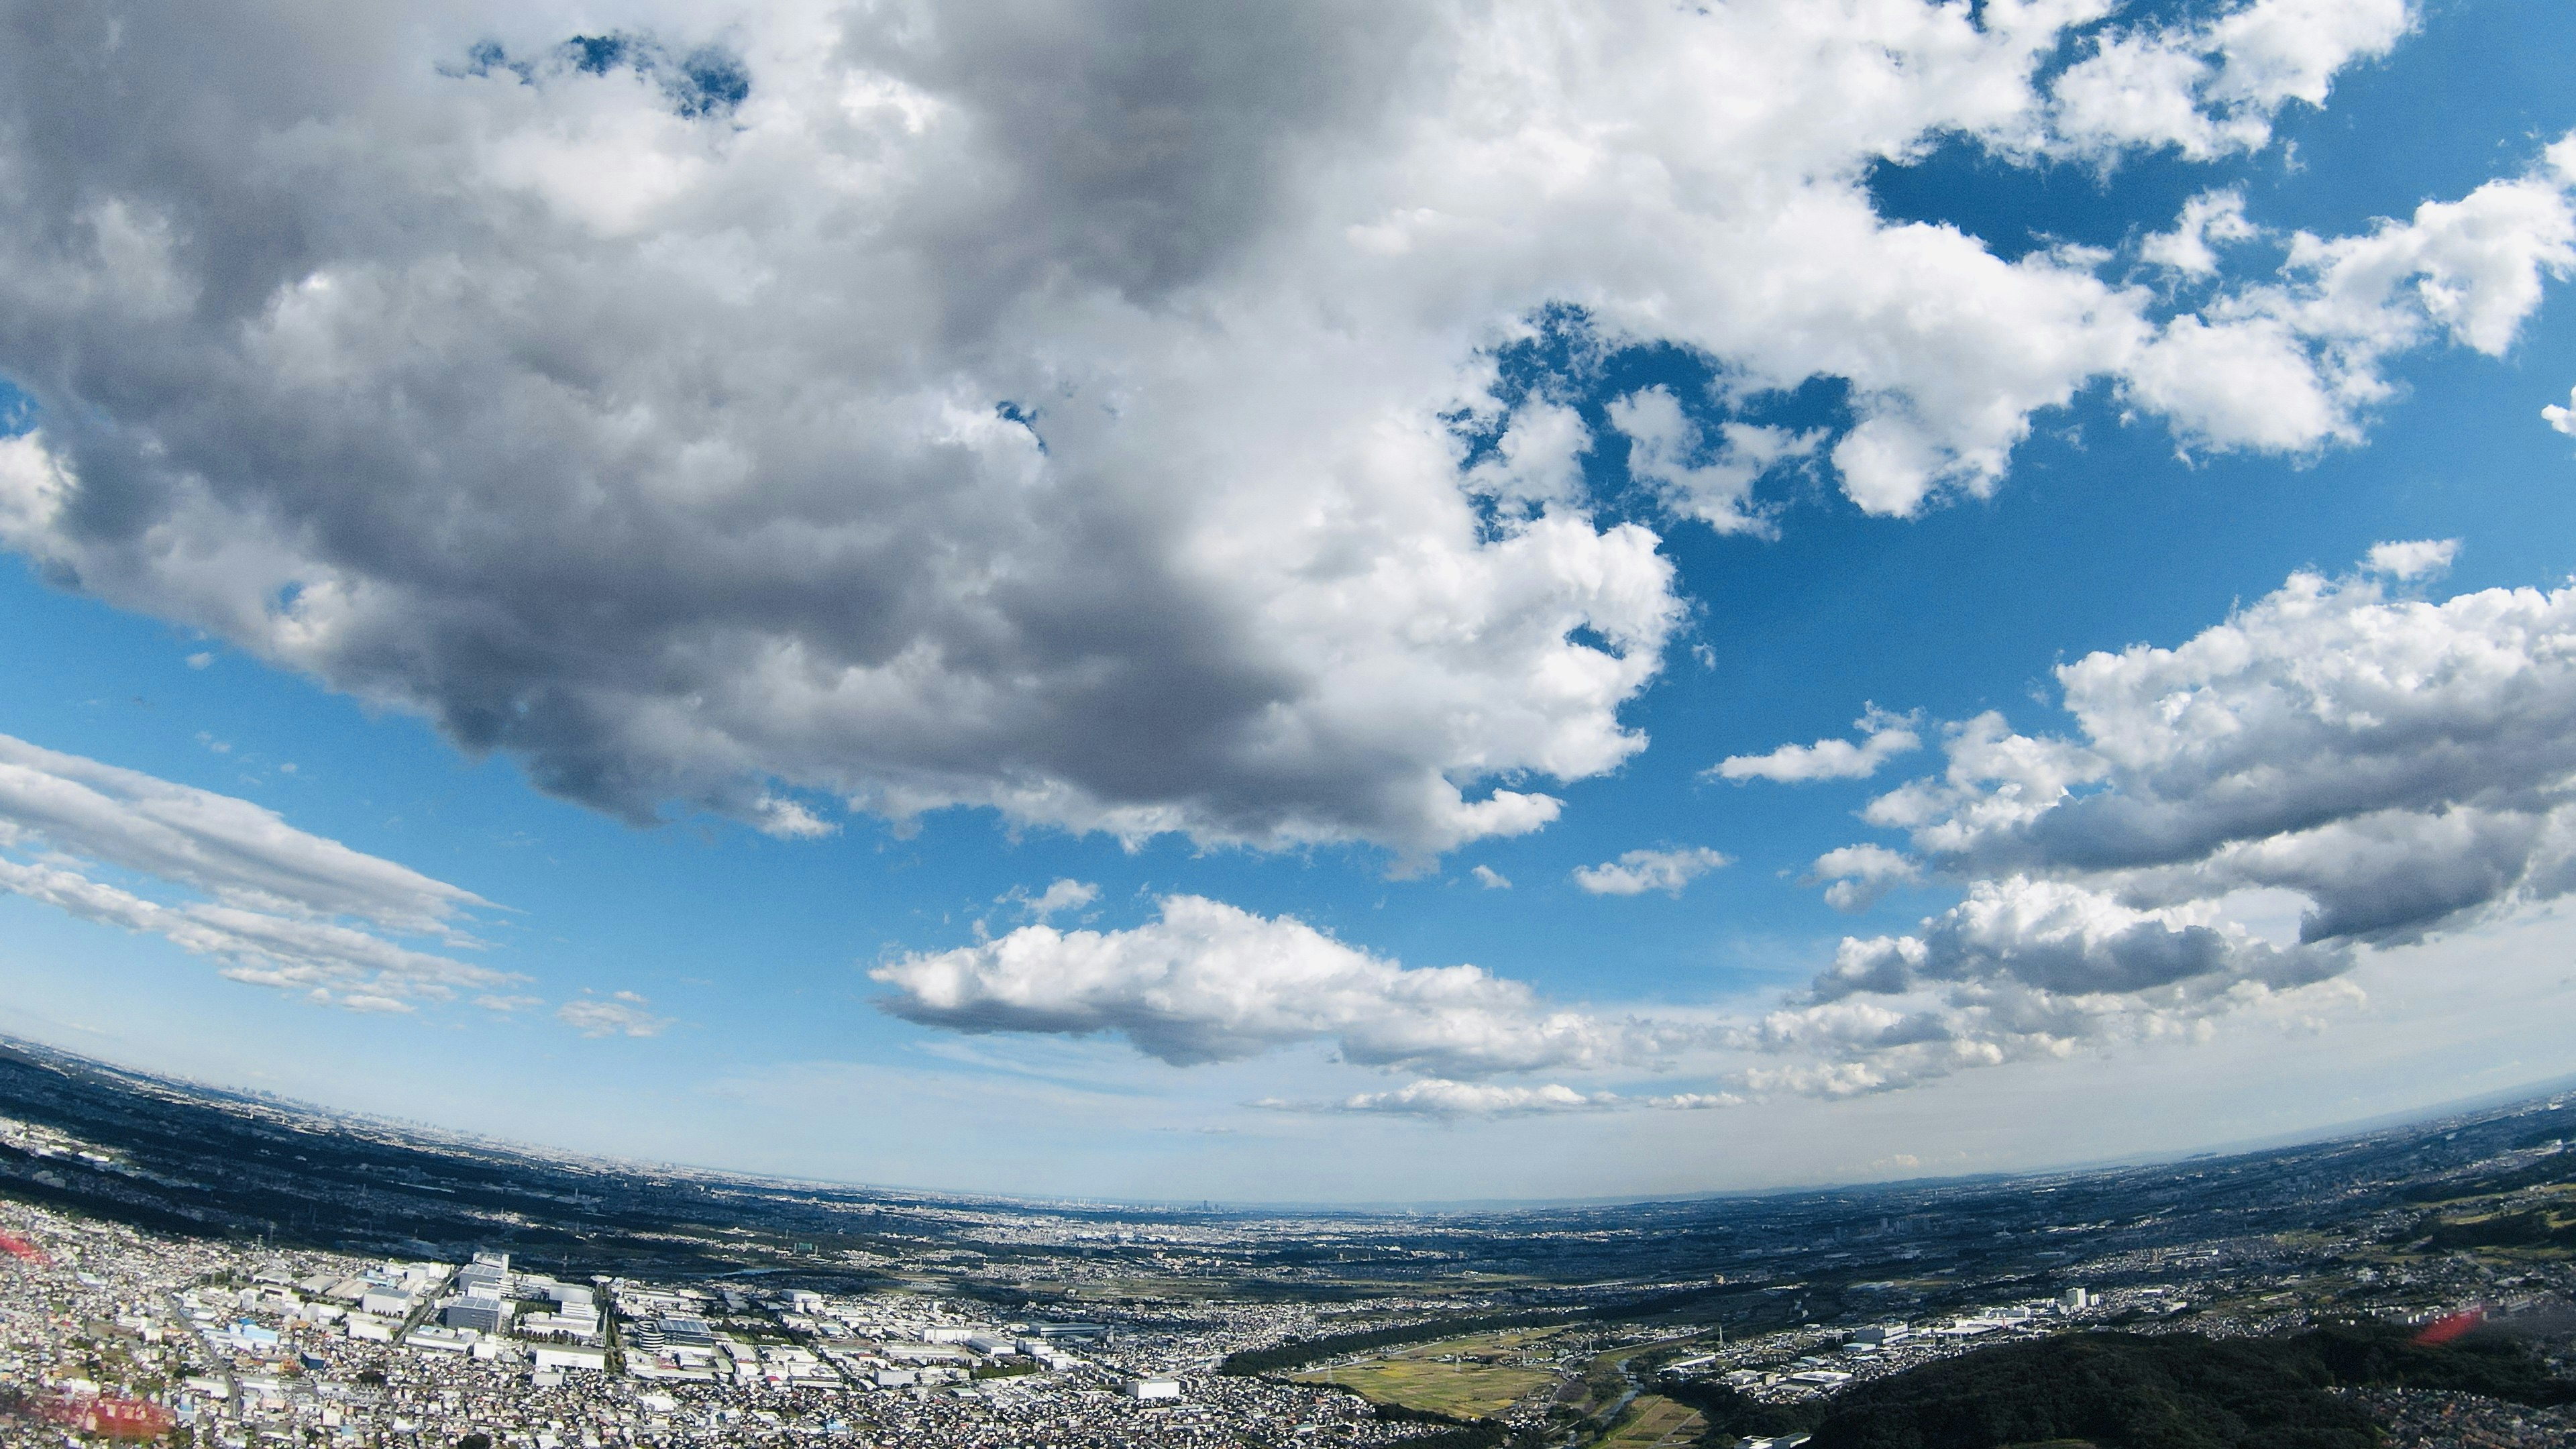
[1570,845,1730,898]
[2044,0,2413,162]
[747,795,837,840]
[557,994,674,1038]
[1753,548,2576,1093]
[2544,386,2576,437]
[184,651,213,670]
[0,731,484,932]
[2129,146,2576,457]
[0,731,510,1011]
[1606,385,1818,537]
[1469,864,1511,890]
[1811,843,1923,913]
[1646,1091,1745,1111]
[1263,1077,1743,1118]
[0,849,508,1012]
[872,893,1696,1076]
[2141,190,2258,278]
[1004,878,1100,921]
[1713,708,1922,784]
[2363,537,2457,580]
[0,2,2513,863]
[1461,400,1593,514]
[1324,1079,1617,1118]
[2204,0,2415,111]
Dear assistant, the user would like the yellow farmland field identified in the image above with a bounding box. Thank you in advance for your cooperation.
[1292,1354,1555,1419]
[1596,1395,1703,1449]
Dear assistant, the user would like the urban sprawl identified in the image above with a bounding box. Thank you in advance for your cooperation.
[1,1040,2573,1447]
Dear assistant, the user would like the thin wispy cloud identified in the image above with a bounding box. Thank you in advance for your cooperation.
[0,732,511,1012]
[557,992,674,1040]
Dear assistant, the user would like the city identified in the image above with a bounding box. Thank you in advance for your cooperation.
[1,1037,2571,1446]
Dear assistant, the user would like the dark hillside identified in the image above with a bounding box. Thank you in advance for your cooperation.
[1802,1324,2576,1449]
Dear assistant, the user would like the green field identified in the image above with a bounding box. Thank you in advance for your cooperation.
[1597,1395,1703,1449]
[1292,1328,1565,1418]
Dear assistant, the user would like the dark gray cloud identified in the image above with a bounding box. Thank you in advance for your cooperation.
[0,3,2536,861]
[1810,877,2345,1006]
[845,0,1425,307]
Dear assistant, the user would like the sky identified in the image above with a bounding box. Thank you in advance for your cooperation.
[3,0,2576,1204]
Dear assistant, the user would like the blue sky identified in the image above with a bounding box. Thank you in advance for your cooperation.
[3,0,2576,1201]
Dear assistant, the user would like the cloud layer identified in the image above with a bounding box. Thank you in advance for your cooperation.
[0,1,2553,862]
[0,732,509,1010]
[872,894,1695,1077]
[1275,1078,1741,1119]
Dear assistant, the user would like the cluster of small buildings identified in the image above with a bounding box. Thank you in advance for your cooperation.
[0,1198,1449,1448]
[1662,1283,2179,1401]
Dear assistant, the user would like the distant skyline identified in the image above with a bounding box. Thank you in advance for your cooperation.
[5,0,2576,1203]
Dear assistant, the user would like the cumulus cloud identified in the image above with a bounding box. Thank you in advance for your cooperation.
[2141,190,2258,278]
[2043,0,2413,162]
[0,1,2529,864]
[871,894,1696,1076]
[2363,537,2457,580]
[1003,878,1099,921]
[1809,876,2339,1004]
[0,731,511,1010]
[2126,140,2576,456]
[2544,386,2576,437]
[1570,846,1731,898]
[1469,864,1511,890]
[1810,843,1922,913]
[1879,557,2576,938]
[1713,708,1923,784]
[1759,548,2576,1092]
[556,991,674,1038]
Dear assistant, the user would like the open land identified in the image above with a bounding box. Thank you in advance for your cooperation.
[1596,1394,1702,1448]
[1291,1329,1565,1417]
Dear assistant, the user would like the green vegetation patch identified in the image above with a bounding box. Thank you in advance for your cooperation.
[2419,1208,2576,1252]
